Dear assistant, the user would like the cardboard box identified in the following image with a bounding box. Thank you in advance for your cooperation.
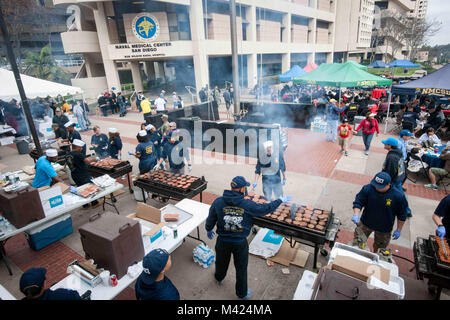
[39,186,64,214]
[126,202,166,243]
[38,182,69,194]
[331,255,390,285]
[267,240,309,267]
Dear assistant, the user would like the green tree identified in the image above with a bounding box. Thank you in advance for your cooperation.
[22,45,70,84]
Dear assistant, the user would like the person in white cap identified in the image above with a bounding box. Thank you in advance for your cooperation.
[130,130,158,174]
[32,149,63,189]
[65,139,101,209]
[108,128,122,159]
[353,110,380,155]
[64,121,86,156]
[155,95,166,114]
[146,123,162,159]
[252,140,286,201]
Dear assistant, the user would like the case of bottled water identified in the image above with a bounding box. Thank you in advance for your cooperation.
[193,243,215,268]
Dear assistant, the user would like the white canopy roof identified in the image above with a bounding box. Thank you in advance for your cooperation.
[0,68,82,101]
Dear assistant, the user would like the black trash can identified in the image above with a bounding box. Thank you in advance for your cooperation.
[15,137,30,154]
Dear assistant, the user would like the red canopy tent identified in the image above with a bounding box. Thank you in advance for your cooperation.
[303,62,319,73]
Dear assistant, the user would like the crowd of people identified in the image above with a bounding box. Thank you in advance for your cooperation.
[0,98,91,138]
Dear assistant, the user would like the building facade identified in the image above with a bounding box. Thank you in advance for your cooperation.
[54,0,339,99]
[409,0,428,19]
[333,0,375,62]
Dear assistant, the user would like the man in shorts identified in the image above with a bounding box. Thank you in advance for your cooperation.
[337,118,352,156]
[425,145,450,190]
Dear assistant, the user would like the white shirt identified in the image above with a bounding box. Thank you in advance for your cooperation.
[154,97,166,111]
[418,133,441,145]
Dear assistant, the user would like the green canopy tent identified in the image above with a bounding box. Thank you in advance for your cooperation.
[293,62,393,130]
[345,60,368,69]
[293,62,392,87]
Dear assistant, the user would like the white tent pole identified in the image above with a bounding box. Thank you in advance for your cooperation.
[384,85,393,134]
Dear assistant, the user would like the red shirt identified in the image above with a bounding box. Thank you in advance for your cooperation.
[337,124,352,138]
[356,118,380,135]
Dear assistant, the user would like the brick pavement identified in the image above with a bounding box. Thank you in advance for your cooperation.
[1,113,436,299]
[331,169,447,201]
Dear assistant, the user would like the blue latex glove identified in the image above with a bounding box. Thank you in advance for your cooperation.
[437,226,446,238]
[187,165,192,172]
[279,195,292,203]
[128,151,133,155]
[207,230,215,240]
[252,182,257,189]
[282,178,286,186]
[392,229,401,240]
[351,214,360,225]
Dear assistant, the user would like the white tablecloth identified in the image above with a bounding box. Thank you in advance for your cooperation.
[0,183,124,241]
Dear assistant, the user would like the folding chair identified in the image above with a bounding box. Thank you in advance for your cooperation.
[406,153,429,184]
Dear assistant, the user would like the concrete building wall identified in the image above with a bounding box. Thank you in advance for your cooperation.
[123,12,170,43]
[57,0,345,95]
[207,13,243,41]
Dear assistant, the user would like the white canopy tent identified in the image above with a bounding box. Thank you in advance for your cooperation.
[0,68,82,101]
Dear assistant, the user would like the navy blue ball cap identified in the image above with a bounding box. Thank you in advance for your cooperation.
[20,267,46,294]
[399,130,414,137]
[370,172,391,189]
[231,176,250,189]
[141,249,169,285]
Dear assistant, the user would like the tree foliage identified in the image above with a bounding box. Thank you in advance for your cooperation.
[22,45,70,84]
[403,17,441,61]
[1,0,53,65]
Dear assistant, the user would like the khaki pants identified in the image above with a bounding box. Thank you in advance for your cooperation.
[353,222,391,253]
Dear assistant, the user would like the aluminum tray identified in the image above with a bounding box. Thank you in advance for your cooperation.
[160,204,193,228]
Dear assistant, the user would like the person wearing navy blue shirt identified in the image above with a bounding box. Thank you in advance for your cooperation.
[107,128,122,159]
[146,123,162,160]
[382,137,411,217]
[351,172,408,253]
[135,249,180,300]
[90,126,109,159]
[205,176,291,300]
[253,140,286,201]
[155,130,191,174]
[66,139,101,208]
[65,121,86,156]
[132,130,157,174]
[20,267,82,300]
[433,195,450,239]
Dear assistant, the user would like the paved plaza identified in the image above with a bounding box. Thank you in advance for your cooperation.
[0,104,448,300]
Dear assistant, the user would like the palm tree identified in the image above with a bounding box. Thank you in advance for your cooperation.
[22,45,70,84]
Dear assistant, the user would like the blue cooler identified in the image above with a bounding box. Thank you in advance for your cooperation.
[25,214,73,250]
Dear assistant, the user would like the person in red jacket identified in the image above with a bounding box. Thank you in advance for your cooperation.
[354,111,380,155]
[337,118,353,156]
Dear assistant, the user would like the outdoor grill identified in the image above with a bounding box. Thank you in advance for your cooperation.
[133,170,208,203]
[414,236,450,299]
[251,194,340,269]
[29,148,68,165]
[87,159,133,193]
